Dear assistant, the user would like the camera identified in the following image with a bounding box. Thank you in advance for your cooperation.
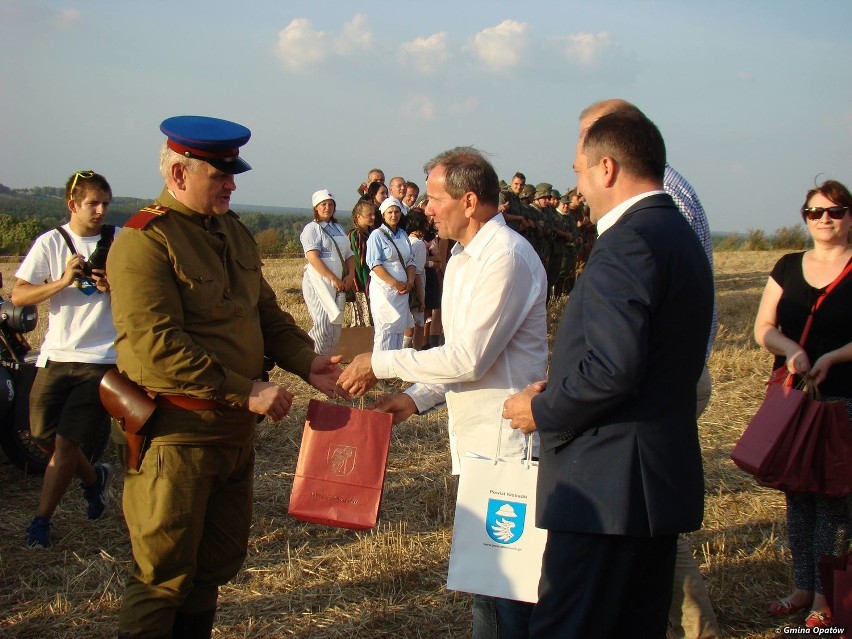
[81,244,109,281]
[0,298,37,361]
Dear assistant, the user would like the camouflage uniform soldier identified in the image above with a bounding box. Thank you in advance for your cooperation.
[574,194,596,276]
[499,172,529,235]
[517,183,539,253]
[554,192,581,297]
[531,183,556,301]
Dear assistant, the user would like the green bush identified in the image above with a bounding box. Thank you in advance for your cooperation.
[770,225,809,250]
[741,229,770,251]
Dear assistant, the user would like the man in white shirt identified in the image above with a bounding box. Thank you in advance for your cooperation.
[389,176,411,222]
[388,176,407,201]
[12,170,117,549]
[339,146,548,639]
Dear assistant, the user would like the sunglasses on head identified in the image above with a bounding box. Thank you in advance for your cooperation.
[69,170,95,198]
[802,206,850,221]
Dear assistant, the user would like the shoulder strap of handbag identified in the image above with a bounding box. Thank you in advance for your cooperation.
[317,221,349,278]
[799,257,852,347]
[380,227,411,266]
[54,224,116,256]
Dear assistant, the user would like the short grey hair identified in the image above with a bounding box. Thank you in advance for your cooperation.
[159,142,204,181]
[423,146,499,208]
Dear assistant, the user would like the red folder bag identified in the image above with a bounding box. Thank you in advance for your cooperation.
[288,399,393,530]
[818,552,852,637]
[817,399,852,496]
[758,390,824,492]
[730,381,807,479]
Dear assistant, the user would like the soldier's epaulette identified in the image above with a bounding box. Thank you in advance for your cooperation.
[125,205,170,230]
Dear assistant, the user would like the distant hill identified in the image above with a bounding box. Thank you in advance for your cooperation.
[233,203,313,217]
[0,183,319,255]
[0,184,310,220]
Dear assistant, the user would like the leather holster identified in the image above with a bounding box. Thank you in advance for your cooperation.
[99,369,156,471]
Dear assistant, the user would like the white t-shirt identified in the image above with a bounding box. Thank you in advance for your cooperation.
[15,224,118,367]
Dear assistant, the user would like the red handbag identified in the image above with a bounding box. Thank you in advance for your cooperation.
[288,399,393,530]
[732,376,852,495]
[818,552,852,636]
[732,260,852,495]
[730,382,807,480]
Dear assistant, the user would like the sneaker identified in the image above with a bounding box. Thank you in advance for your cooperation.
[81,463,112,521]
[26,516,52,549]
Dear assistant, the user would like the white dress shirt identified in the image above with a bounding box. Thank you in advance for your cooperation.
[372,214,548,474]
[595,190,667,237]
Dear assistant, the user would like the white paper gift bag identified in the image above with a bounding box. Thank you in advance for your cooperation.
[446,452,547,603]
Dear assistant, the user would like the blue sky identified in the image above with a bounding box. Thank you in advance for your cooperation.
[1,0,850,232]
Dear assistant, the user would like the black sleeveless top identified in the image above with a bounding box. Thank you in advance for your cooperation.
[771,252,852,397]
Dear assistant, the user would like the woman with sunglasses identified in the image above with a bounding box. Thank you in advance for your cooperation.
[755,179,852,630]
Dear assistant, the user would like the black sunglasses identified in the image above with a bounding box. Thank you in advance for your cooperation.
[802,206,850,221]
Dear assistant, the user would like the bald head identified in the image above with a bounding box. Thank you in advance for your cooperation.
[579,99,645,136]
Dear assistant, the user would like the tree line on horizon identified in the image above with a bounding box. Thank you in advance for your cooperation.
[0,183,809,257]
[0,183,316,256]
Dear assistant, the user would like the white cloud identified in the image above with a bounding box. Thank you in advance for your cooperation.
[275,18,329,72]
[398,32,450,75]
[402,95,436,121]
[55,8,81,27]
[737,71,754,82]
[467,20,529,72]
[336,14,373,55]
[551,32,613,66]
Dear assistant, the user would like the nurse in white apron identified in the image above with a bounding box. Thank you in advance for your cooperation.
[300,189,355,355]
[366,197,416,351]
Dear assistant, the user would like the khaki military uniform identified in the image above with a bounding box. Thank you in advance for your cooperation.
[553,211,581,298]
[575,209,597,275]
[545,207,566,297]
[517,201,539,252]
[530,203,554,275]
[501,191,526,235]
[108,188,316,637]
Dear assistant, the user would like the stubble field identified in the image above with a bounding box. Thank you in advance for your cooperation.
[0,252,806,638]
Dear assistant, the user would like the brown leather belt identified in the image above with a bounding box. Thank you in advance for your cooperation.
[155,394,221,411]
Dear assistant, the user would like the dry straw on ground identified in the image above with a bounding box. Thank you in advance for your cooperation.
[0,252,809,638]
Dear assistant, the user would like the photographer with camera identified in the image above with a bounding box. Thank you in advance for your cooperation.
[11,170,117,549]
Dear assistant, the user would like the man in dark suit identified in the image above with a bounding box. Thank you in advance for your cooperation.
[503,109,714,638]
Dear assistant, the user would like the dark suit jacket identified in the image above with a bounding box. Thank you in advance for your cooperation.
[532,193,713,537]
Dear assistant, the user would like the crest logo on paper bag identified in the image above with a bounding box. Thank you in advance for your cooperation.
[486,499,526,544]
[328,444,356,476]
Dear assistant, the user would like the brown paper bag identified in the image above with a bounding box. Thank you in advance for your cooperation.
[336,326,375,363]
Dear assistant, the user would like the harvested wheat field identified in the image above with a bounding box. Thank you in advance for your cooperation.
[0,251,810,638]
